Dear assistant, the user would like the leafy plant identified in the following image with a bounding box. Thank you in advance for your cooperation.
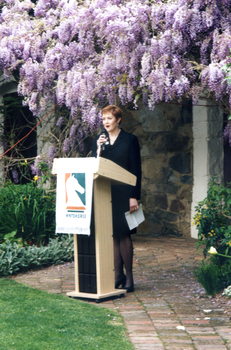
[193,260,219,297]
[222,285,231,298]
[0,236,74,276]
[217,259,231,289]
[0,181,56,246]
[194,178,231,258]
[31,158,55,185]
[3,230,23,245]
[193,178,231,293]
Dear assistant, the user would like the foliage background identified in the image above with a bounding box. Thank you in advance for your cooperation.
[194,179,231,291]
[0,236,74,276]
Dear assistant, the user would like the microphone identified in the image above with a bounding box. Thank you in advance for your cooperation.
[101,128,109,151]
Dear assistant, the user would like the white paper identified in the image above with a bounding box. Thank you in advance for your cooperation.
[125,204,145,230]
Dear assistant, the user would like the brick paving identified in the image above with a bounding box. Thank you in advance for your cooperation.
[10,235,231,350]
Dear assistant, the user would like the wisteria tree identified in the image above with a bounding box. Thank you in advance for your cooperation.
[1,0,231,164]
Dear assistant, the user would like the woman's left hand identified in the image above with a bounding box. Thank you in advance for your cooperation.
[129,198,139,214]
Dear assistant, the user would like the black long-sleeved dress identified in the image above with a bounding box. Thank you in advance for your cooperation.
[92,128,142,238]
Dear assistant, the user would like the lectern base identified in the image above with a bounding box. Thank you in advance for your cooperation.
[66,289,126,301]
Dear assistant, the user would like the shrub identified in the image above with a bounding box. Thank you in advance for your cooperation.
[0,181,56,246]
[193,260,219,297]
[217,259,231,289]
[194,178,231,293]
[0,236,74,276]
[207,249,231,290]
[194,178,231,258]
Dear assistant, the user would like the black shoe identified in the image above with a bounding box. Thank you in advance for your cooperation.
[115,275,126,289]
[125,283,134,293]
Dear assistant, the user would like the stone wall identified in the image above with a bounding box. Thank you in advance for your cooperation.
[122,101,193,237]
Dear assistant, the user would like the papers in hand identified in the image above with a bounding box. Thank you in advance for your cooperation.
[125,204,145,230]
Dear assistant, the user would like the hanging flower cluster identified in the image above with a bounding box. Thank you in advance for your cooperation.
[0,0,231,155]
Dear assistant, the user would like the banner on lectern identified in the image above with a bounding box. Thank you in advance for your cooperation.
[55,158,96,235]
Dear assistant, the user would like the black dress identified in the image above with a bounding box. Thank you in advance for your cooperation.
[92,128,142,238]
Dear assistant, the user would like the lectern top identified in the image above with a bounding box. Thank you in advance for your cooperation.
[52,157,136,187]
[94,157,136,186]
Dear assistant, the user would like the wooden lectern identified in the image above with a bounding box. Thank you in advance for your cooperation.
[53,157,136,301]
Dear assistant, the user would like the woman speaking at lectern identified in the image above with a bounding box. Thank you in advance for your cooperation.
[92,105,141,292]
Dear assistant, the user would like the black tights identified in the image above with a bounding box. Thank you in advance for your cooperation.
[113,235,133,288]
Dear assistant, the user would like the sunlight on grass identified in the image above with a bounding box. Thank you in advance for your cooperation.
[0,279,134,350]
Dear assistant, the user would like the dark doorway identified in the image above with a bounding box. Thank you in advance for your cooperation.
[2,93,37,183]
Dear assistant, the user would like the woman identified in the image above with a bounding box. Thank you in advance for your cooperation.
[92,105,141,292]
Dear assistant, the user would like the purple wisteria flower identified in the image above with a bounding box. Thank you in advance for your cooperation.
[31,155,42,176]
[56,117,64,127]
[0,0,231,151]
[11,169,19,184]
[224,123,231,146]
[63,138,70,154]
[48,146,57,161]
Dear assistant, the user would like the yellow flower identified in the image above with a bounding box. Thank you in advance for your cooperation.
[25,159,27,164]
[34,175,38,182]
[23,197,27,201]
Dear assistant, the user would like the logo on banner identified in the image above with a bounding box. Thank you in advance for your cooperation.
[65,173,86,212]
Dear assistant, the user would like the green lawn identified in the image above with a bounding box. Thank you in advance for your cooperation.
[0,279,134,350]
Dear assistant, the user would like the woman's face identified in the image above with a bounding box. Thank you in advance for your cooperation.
[102,112,121,133]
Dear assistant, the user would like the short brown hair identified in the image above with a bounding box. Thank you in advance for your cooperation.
[101,105,122,122]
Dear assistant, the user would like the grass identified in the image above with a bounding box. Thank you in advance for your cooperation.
[0,279,134,350]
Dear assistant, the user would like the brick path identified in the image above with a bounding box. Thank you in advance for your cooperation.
[11,235,231,350]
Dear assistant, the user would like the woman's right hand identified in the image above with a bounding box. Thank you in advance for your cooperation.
[96,134,108,156]
[97,134,108,148]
